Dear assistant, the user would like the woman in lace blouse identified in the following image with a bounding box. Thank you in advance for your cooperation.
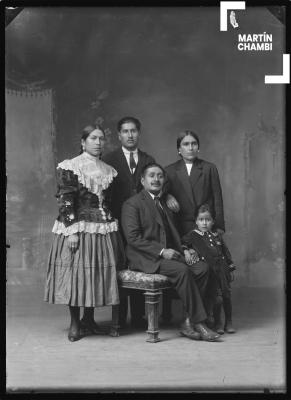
[44,125,125,341]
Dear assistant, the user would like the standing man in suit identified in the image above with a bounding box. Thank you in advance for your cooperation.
[121,162,220,341]
[103,117,178,328]
[165,130,225,236]
[103,117,155,224]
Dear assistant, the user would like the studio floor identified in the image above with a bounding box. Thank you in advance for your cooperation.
[6,270,286,393]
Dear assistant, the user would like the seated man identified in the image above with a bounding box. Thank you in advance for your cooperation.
[121,162,220,341]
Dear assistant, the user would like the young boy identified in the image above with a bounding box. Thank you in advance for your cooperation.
[182,204,236,334]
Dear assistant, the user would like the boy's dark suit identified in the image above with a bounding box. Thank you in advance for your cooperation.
[102,147,155,327]
[182,230,233,271]
[121,189,209,324]
[165,158,225,236]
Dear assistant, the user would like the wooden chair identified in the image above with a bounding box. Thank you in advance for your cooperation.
[111,269,173,342]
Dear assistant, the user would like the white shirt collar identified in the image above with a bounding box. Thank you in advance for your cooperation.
[185,163,193,175]
[122,147,138,155]
[147,191,162,200]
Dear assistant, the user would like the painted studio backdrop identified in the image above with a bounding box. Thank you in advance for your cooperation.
[6,8,285,294]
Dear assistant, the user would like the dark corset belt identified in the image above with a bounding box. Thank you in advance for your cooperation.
[77,207,114,223]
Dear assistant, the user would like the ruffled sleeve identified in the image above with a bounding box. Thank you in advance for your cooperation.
[56,168,78,227]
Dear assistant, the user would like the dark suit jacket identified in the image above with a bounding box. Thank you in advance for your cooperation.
[102,147,155,220]
[165,158,225,235]
[121,189,183,273]
[181,230,233,270]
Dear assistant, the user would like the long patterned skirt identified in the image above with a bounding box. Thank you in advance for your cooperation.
[44,231,125,307]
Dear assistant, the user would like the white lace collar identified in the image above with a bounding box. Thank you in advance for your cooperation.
[57,152,117,196]
[194,229,205,236]
[193,229,218,237]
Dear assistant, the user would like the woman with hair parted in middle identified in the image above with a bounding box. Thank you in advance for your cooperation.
[165,130,225,237]
[44,124,125,342]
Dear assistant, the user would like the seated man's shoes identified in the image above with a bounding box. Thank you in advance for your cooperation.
[194,322,221,341]
[179,320,201,341]
[224,321,236,334]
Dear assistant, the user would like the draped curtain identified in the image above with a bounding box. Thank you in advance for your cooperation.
[6,88,57,272]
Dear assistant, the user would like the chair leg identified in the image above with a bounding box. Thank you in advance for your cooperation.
[144,290,162,343]
[109,304,120,337]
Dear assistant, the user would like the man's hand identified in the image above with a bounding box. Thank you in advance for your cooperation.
[67,234,79,252]
[161,248,181,260]
[166,194,180,213]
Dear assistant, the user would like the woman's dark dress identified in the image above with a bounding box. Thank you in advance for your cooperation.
[44,152,125,307]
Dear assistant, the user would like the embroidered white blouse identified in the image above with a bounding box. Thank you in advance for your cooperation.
[51,152,119,236]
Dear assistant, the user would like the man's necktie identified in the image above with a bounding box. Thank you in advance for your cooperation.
[154,196,174,248]
[154,196,167,221]
[129,152,137,174]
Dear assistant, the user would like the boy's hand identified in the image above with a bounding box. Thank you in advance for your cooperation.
[184,249,199,265]
[189,248,199,264]
[184,250,193,265]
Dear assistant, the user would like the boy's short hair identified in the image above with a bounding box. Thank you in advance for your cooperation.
[195,203,214,220]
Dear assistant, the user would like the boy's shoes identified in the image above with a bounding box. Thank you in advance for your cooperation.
[224,321,236,333]
[214,324,225,335]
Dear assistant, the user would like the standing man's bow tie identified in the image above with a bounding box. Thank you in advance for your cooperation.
[129,151,137,174]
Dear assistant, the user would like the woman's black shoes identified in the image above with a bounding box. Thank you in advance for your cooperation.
[80,318,108,335]
[68,328,81,342]
[67,319,109,341]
